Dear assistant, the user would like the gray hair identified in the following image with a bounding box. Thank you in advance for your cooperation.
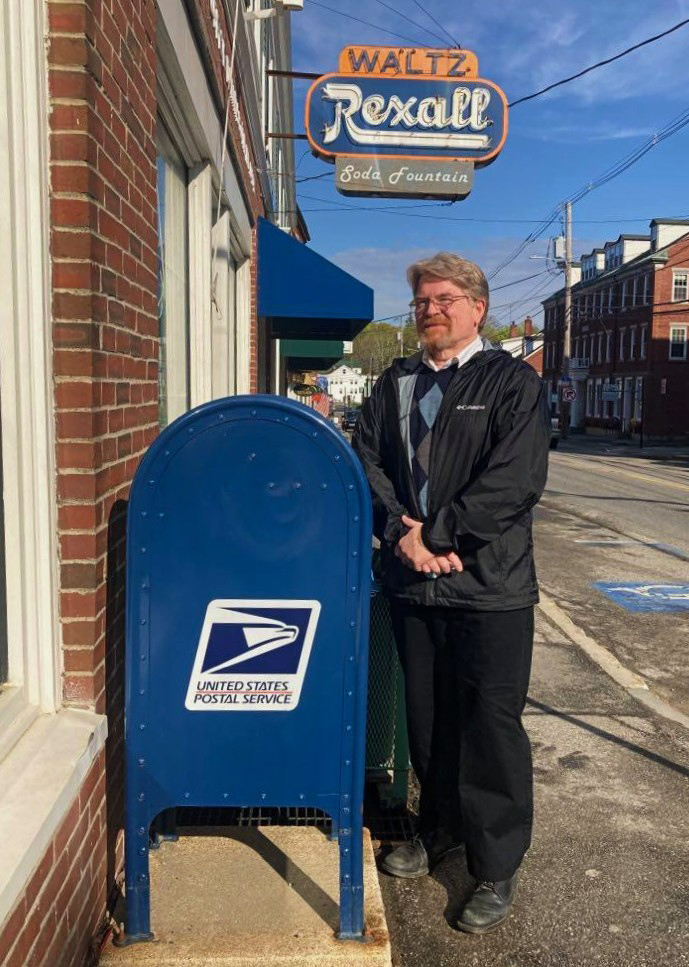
[407,252,490,329]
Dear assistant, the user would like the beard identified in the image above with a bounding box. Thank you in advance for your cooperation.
[417,318,455,353]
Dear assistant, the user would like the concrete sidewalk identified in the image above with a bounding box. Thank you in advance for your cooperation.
[376,607,689,967]
[99,827,390,966]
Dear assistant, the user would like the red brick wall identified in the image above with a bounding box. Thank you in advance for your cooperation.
[0,753,107,967]
[47,1,160,958]
[49,0,159,712]
[524,345,543,376]
[648,235,689,438]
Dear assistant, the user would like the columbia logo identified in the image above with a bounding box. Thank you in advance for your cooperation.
[456,404,486,411]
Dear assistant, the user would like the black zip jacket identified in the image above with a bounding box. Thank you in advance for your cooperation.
[352,346,551,610]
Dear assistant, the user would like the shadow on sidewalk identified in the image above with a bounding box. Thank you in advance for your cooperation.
[526,697,689,779]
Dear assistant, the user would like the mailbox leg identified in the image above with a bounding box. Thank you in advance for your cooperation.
[118,819,154,945]
[337,819,365,939]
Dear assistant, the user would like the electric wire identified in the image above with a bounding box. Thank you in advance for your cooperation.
[408,0,461,48]
[293,191,679,224]
[509,17,689,108]
[488,104,689,283]
[369,0,451,48]
[307,1,432,47]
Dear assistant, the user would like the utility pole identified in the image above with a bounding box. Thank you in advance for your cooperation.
[561,200,573,439]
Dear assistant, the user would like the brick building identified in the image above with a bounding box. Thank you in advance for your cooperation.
[542,219,689,440]
[0,2,371,964]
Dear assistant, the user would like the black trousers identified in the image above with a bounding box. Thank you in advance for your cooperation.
[390,602,534,881]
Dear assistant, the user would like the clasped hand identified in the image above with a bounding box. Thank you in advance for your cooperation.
[395,514,463,575]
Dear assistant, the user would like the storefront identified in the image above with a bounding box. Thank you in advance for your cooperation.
[0,2,374,963]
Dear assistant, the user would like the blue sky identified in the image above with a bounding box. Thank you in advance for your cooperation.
[290,0,689,327]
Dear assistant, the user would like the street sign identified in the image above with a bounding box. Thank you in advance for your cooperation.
[594,583,689,613]
[562,386,577,402]
[123,397,373,943]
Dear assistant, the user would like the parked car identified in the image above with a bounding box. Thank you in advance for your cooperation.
[342,408,361,431]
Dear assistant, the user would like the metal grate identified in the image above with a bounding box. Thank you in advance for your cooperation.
[365,589,410,809]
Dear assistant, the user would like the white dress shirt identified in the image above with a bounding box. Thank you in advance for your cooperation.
[422,335,483,372]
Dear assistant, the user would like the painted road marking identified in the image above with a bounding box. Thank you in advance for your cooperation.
[594,582,689,613]
[552,455,689,493]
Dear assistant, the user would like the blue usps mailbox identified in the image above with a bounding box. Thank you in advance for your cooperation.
[123,396,372,943]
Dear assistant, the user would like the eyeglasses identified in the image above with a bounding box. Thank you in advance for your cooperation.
[410,294,472,315]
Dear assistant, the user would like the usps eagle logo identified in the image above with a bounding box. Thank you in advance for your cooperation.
[185,600,321,712]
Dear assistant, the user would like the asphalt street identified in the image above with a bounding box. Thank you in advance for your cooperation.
[375,438,689,967]
[545,437,689,555]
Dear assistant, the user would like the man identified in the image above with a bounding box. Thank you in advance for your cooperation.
[352,253,550,934]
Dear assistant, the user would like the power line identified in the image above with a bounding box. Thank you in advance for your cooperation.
[408,0,460,48]
[488,103,689,283]
[307,1,432,48]
[509,17,689,108]
[369,0,450,48]
[491,270,549,291]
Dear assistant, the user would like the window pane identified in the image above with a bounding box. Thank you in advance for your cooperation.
[673,273,688,302]
[670,327,687,359]
[157,125,190,427]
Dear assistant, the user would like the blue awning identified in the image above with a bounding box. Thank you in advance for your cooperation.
[257,217,374,340]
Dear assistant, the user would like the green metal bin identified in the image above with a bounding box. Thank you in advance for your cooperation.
[365,583,410,808]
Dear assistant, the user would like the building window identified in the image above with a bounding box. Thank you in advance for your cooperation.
[619,327,625,362]
[672,271,688,303]
[629,326,636,360]
[0,0,61,750]
[157,122,190,427]
[613,377,623,418]
[597,333,604,363]
[621,280,628,310]
[640,325,648,359]
[669,326,688,360]
[643,273,651,304]
[634,377,643,422]
[586,380,595,417]
[607,286,613,313]
[606,331,612,362]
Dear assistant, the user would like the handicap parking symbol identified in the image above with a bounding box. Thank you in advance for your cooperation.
[594,582,689,613]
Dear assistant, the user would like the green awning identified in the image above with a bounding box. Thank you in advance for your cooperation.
[280,339,344,372]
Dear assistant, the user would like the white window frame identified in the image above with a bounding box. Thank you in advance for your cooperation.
[634,376,643,422]
[0,0,61,753]
[613,377,623,418]
[619,327,625,362]
[669,325,688,361]
[0,1,107,934]
[672,269,689,303]
[629,325,636,360]
[605,331,612,362]
[640,325,648,360]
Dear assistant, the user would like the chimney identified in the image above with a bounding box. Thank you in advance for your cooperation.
[524,316,534,336]
[509,323,518,338]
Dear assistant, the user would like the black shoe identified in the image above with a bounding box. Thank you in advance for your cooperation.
[455,873,518,934]
[380,831,464,879]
